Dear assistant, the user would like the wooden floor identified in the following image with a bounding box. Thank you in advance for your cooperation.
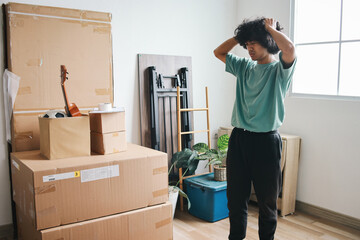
[173,203,360,240]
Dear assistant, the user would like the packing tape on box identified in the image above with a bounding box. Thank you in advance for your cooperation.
[155,217,172,229]
[152,188,168,198]
[98,102,112,111]
[26,58,42,67]
[94,26,111,33]
[153,166,167,175]
[95,88,111,95]
[17,86,32,95]
[35,184,56,195]
[14,131,33,140]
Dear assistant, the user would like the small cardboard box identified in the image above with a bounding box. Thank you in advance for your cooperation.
[16,202,173,240]
[11,143,168,230]
[39,115,90,160]
[89,111,125,133]
[91,131,127,154]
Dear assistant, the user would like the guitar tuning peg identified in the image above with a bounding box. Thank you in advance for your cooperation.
[66,72,69,74]
[66,77,68,80]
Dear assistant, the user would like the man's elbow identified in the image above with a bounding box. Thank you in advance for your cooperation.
[282,43,295,56]
[213,49,225,60]
[213,49,220,58]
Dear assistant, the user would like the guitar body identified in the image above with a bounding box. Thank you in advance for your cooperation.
[68,103,82,117]
[60,65,81,117]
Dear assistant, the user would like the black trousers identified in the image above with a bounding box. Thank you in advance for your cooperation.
[226,127,282,240]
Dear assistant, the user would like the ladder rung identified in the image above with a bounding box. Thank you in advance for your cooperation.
[180,108,208,112]
[180,129,209,135]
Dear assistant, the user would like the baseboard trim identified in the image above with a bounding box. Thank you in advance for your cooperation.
[0,223,13,238]
[296,200,360,231]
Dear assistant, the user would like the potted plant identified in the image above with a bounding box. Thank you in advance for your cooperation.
[167,136,229,216]
[199,134,229,181]
[168,143,209,217]
[168,149,195,218]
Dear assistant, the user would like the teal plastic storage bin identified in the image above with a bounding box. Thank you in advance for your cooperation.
[184,172,228,222]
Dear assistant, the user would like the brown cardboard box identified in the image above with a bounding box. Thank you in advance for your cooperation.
[16,202,173,240]
[89,111,125,133]
[5,3,114,151]
[91,131,127,154]
[39,115,91,159]
[11,143,168,230]
[12,112,42,152]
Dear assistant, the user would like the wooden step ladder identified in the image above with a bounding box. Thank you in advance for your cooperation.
[176,86,212,211]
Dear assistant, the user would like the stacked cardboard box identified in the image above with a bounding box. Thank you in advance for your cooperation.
[90,110,127,154]
[11,144,173,239]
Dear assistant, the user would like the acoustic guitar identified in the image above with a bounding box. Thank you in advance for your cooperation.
[60,65,82,117]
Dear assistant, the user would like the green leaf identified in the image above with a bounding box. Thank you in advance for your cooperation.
[187,159,199,175]
[171,148,195,168]
[205,158,223,168]
[217,134,229,152]
[171,186,191,210]
[192,143,209,154]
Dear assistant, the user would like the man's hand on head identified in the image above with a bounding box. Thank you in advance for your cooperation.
[264,18,277,32]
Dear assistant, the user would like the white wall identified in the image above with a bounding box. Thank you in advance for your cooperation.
[0,0,238,225]
[237,0,360,219]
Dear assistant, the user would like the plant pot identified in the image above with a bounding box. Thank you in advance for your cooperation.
[214,165,226,181]
[168,186,179,219]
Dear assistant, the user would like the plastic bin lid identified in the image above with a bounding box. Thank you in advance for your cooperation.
[184,173,227,192]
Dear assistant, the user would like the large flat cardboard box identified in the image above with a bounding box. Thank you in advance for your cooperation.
[5,3,113,151]
[11,144,168,230]
[89,111,126,133]
[91,131,127,154]
[16,202,173,240]
[39,115,91,159]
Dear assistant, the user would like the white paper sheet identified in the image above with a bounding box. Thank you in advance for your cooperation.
[3,69,20,142]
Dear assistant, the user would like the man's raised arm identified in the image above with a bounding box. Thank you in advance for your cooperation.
[264,18,296,66]
[214,37,238,63]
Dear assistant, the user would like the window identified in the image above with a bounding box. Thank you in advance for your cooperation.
[291,0,360,98]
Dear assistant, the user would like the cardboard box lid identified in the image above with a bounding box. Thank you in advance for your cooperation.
[6,2,113,111]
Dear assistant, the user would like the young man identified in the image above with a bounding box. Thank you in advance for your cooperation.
[214,18,296,240]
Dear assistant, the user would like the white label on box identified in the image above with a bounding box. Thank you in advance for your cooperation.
[80,165,119,183]
[43,172,77,183]
[12,160,20,170]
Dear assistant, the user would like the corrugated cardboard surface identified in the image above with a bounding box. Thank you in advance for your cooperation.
[12,112,41,152]
[16,202,173,240]
[39,115,91,159]
[89,111,125,133]
[6,3,113,151]
[91,131,127,154]
[11,143,168,230]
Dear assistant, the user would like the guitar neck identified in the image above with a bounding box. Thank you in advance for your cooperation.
[61,83,71,117]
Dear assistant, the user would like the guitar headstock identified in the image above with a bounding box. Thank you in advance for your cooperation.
[60,65,68,84]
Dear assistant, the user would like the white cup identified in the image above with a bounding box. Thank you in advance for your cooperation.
[98,103,112,112]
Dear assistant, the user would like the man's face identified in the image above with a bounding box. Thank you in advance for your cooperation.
[245,41,269,61]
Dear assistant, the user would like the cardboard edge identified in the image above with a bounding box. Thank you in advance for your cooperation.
[7,2,111,22]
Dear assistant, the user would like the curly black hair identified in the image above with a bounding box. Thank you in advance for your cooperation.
[234,17,283,54]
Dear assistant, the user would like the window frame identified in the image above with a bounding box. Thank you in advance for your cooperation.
[289,0,360,101]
